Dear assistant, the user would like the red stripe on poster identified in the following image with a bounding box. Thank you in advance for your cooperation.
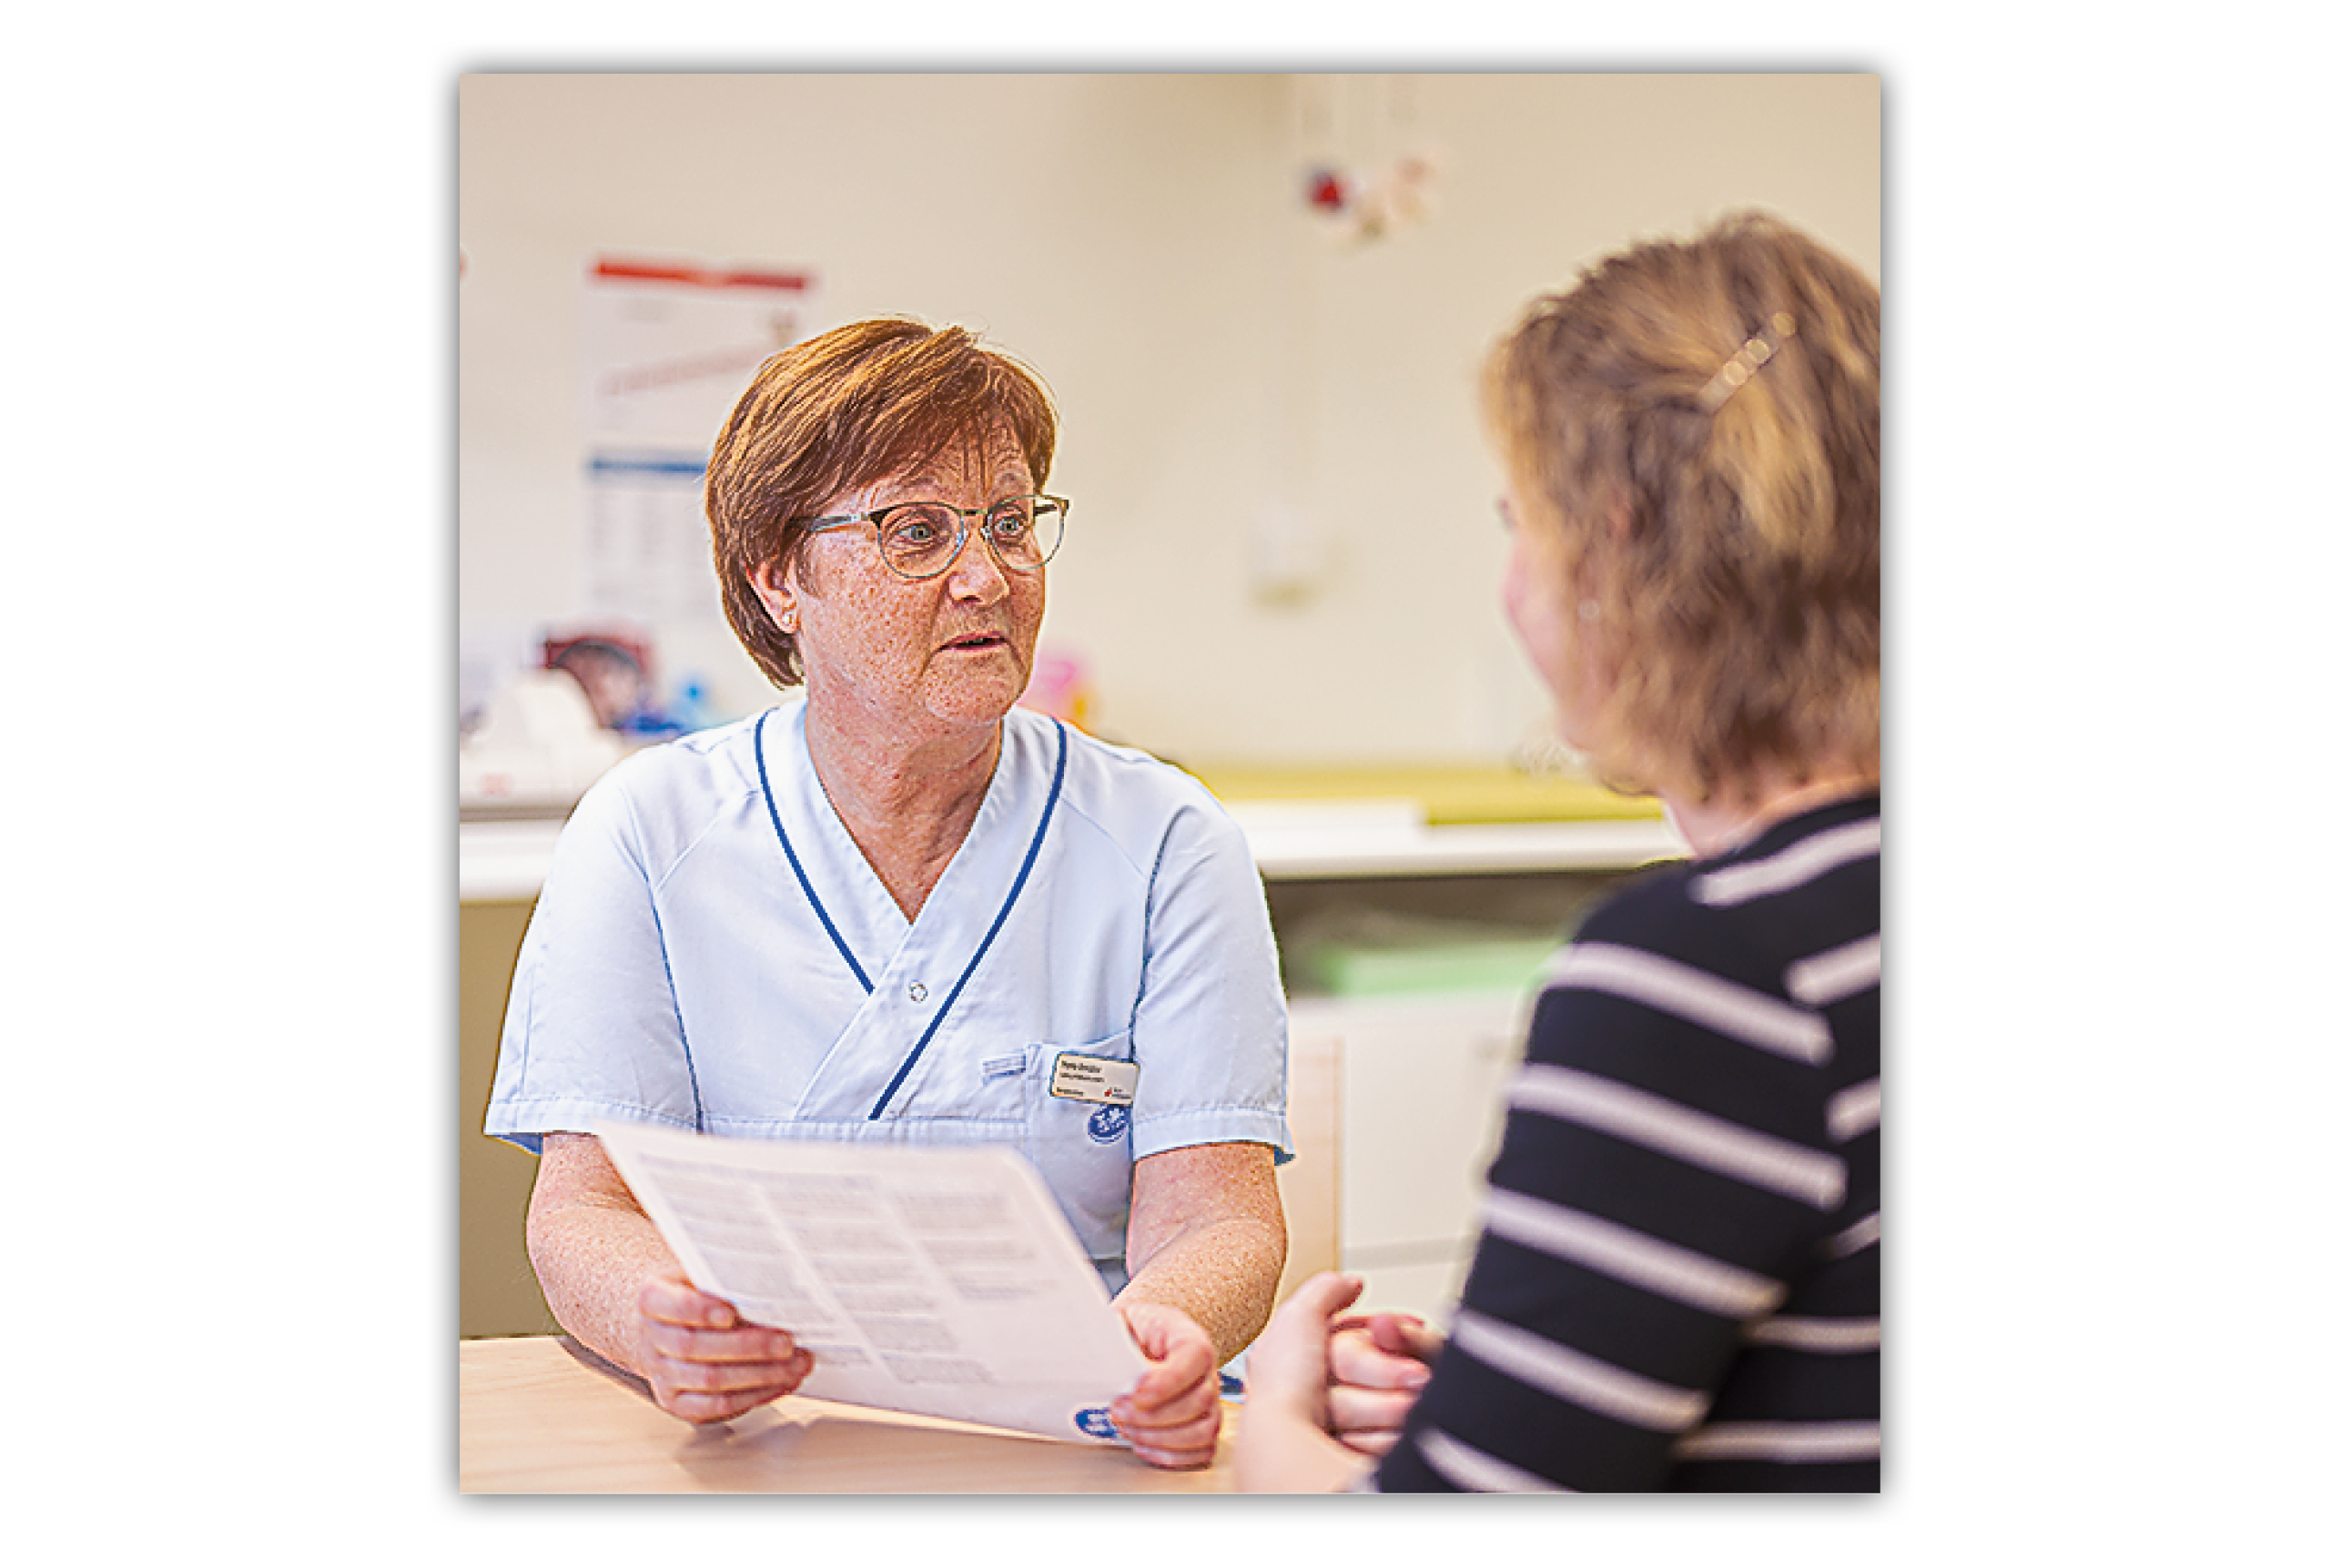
[593,257,813,291]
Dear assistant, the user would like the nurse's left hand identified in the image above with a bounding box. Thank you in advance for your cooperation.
[1110,1301,1222,1469]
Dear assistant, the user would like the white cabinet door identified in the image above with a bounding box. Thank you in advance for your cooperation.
[1352,1256,1476,1330]
[1290,992,1534,1262]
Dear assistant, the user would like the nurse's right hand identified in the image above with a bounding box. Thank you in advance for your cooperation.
[634,1274,815,1423]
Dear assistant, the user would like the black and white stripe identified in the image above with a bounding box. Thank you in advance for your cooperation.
[1414,1428,1576,1492]
[1479,1187,1786,1318]
[1449,1310,1709,1433]
[1821,1210,1880,1259]
[1373,797,1879,1492]
[1545,943,1833,1065]
[1689,818,1880,908]
[1509,1063,1848,1211]
[1827,1078,1880,1143]
[1786,933,1880,1007]
[1743,1314,1880,1351]
[1673,1421,1880,1463]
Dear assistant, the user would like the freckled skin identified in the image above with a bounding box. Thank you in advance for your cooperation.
[749,427,1049,919]
[756,426,1045,751]
[524,421,1285,1463]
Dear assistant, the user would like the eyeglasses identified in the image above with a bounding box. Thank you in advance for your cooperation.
[796,494,1069,582]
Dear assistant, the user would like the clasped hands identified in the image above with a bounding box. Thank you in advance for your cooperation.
[1242,1271,1443,1457]
[626,1276,1230,1470]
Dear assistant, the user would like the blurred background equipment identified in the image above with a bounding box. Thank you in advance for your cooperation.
[457,669,629,817]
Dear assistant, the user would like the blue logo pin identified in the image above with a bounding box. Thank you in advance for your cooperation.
[1087,1104,1130,1144]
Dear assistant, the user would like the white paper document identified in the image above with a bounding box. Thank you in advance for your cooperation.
[594,1121,1149,1445]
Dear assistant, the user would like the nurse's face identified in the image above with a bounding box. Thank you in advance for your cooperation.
[758,424,1046,741]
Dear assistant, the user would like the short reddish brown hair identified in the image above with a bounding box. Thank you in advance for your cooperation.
[705,317,1059,687]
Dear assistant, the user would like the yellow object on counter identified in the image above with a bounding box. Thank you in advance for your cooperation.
[1182,764,1661,827]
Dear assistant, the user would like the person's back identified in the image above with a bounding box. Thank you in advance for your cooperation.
[1372,794,1880,1492]
[1233,211,1881,1494]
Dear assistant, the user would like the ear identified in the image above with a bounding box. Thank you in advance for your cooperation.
[1599,488,1637,544]
[750,555,800,635]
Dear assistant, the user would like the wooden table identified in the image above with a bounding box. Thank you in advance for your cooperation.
[460,1336,1235,1492]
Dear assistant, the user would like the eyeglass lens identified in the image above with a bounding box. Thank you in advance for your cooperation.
[877,498,1064,578]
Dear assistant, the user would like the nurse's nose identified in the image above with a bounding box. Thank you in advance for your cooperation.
[941,522,1012,605]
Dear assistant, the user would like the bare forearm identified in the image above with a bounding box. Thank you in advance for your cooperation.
[523,1134,811,1426]
[1116,1214,1284,1365]
[526,1193,682,1376]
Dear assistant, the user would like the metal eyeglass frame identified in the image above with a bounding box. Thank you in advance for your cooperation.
[795,494,1070,582]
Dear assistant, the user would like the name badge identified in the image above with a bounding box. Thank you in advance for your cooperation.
[1050,1053,1140,1107]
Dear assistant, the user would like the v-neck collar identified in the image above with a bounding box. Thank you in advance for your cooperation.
[755,704,1009,981]
[754,704,1069,1119]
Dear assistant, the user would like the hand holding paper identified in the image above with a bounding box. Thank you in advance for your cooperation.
[594,1122,1150,1446]
[631,1272,813,1424]
[1109,1300,1223,1468]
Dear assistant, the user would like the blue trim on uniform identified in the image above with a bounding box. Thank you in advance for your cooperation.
[868,720,1069,1120]
[755,708,875,995]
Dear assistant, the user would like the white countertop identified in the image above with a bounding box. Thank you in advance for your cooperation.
[458,802,1684,903]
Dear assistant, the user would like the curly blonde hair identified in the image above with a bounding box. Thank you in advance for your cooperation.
[1482,211,1880,804]
[705,317,1059,688]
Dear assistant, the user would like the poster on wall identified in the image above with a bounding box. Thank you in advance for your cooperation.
[578,256,819,627]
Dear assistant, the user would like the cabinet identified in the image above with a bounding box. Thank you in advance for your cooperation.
[459,897,562,1338]
[458,776,1679,1339]
[1262,862,1643,1325]
[1284,993,1523,1322]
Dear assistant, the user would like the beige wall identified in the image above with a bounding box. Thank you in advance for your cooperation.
[458,73,1877,766]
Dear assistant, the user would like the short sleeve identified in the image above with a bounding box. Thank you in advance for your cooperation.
[482,766,703,1154]
[1126,794,1292,1163]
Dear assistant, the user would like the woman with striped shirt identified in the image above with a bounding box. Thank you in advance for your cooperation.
[1237,212,1880,1492]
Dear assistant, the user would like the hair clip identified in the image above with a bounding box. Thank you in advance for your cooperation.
[1697,310,1799,413]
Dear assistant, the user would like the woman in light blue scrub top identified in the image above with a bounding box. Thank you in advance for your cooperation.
[486,317,1292,1470]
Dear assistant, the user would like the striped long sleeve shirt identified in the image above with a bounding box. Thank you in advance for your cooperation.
[1371,795,1881,1492]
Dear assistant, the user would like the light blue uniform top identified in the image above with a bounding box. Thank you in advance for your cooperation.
[485,702,1292,1293]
